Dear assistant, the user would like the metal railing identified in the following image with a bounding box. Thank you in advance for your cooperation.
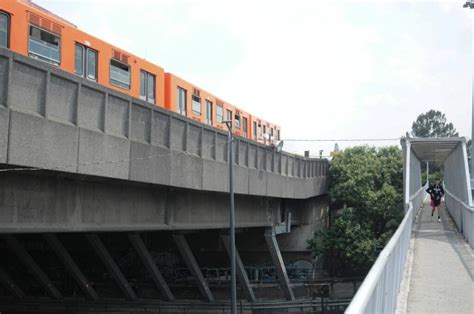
[345,184,426,314]
[445,188,474,248]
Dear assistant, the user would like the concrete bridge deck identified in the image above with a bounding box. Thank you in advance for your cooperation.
[397,202,474,314]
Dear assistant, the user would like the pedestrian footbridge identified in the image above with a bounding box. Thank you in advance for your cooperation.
[346,137,474,314]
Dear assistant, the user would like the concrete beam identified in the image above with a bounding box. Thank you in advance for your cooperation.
[220,235,256,302]
[85,233,137,301]
[43,234,99,301]
[264,228,295,301]
[128,233,174,301]
[2,234,62,299]
[172,234,215,302]
[0,265,25,299]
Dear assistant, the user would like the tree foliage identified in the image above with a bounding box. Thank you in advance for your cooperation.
[411,110,458,138]
[308,146,404,276]
[307,208,377,275]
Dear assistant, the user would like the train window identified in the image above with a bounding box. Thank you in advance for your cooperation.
[243,117,248,138]
[253,122,257,139]
[234,114,240,129]
[258,125,262,137]
[110,59,130,89]
[0,12,10,48]
[140,70,155,103]
[74,44,84,76]
[75,44,97,81]
[177,87,187,115]
[140,71,146,97]
[216,105,224,123]
[277,129,280,141]
[192,94,201,115]
[87,49,97,80]
[263,125,266,135]
[226,110,232,123]
[205,100,213,125]
[29,25,61,65]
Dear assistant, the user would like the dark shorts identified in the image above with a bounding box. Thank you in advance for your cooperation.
[431,198,441,207]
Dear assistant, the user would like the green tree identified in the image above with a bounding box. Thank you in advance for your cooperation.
[308,146,404,276]
[328,146,403,236]
[411,110,459,138]
[307,208,377,276]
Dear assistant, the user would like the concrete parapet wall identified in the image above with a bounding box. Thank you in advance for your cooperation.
[0,48,327,199]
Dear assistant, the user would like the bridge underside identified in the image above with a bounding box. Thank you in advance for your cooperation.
[0,169,331,311]
[0,227,330,311]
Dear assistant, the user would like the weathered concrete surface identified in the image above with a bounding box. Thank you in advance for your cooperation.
[0,106,9,163]
[278,195,329,252]
[0,171,328,233]
[401,203,474,314]
[0,48,328,200]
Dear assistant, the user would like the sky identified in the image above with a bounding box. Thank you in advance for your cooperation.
[35,0,472,156]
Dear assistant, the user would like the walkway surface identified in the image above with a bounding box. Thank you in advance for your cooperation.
[400,202,474,314]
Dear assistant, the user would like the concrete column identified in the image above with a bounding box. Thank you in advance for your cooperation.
[43,71,50,117]
[43,234,98,301]
[85,233,137,301]
[264,228,295,301]
[0,266,25,299]
[172,234,215,302]
[3,234,62,299]
[5,56,13,108]
[220,235,256,302]
[128,233,175,301]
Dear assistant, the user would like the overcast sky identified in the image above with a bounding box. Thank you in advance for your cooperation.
[36,0,472,156]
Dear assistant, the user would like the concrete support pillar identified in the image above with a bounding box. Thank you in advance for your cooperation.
[0,266,25,299]
[2,234,62,299]
[264,228,295,301]
[128,233,175,301]
[172,234,215,302]
[43,234,98,301]
[220,235,256,302]
[85,233,137,301]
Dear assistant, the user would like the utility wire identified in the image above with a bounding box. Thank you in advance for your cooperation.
[281,137,401,142]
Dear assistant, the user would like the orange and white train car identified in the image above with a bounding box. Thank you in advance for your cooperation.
[164,73,255,141]
[0,0,281,145]
[0,0,165,105]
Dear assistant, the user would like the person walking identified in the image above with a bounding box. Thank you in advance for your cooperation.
[426,178,444,222]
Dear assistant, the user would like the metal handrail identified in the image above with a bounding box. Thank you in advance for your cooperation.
[345,184,426,314]
[444,188,474,210]
[444,187,474,248]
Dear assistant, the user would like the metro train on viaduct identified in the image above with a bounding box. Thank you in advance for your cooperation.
[0,0,281,145]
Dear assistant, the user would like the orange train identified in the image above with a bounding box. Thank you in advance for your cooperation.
[0,0,281,145]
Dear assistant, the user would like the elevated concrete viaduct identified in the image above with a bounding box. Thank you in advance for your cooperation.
[0,48,331,312]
